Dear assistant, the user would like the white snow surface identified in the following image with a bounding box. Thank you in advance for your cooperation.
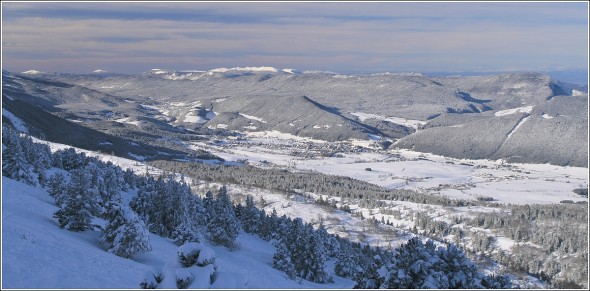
[1,177,354,289]
[210,66,278,73]
[192,135,588,205]
[494,105,534,116]
[572,89,585,96]
[182,110,207,123]
[281,68,299,74]
[148,69,170,75]
[21,70,43,74]
[127,152,146,161]
[239,112,267,123]
[350,112,427,129]
[114,117,142,126]
[2,109,29,133]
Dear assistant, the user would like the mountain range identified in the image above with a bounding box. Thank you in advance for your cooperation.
[2,67,587,167]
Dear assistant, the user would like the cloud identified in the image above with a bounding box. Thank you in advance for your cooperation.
[1,2,587,74]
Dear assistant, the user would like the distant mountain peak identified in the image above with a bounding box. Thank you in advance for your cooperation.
[22,70,44,75]
[281,68,301,74]
[209,66,279,73]
[147,68,172,75]
[371,72,424,77]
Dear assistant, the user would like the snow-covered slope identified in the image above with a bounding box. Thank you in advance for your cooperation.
[1,178,354,289]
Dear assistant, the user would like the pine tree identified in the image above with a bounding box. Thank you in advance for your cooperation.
[53,169,95,231]
[360,252,384,288]
[130,176,157,227]
[303,233,330,283]
[379,237,440,288]
[437,243,480,288]
[2,128,36,186]
[47,172,68,204]
[52,147,87,170]
[335,240,363,281]
[100,166,124,207]
[203,190,214,222]
[27,139,52,186]
[101,203,152,258]
[273,240,296,279]
[481,274,512,289]
[172,221,201,246]
[207,186,241,248]
[240,195,260,233]
[173,178,204,245]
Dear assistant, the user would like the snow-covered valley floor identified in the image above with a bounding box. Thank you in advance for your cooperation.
[188,131,588,205]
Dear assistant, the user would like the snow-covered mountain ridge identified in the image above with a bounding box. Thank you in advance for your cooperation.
[3,68,587,166]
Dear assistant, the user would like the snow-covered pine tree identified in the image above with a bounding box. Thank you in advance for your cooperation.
[203,190,214,222]
[46,172,65,195]
[172,221,201,246]
[273,239,296,279]
[335,239,364,284]
[101,202,126,246]
[379,237,441,288]
[130,176,155,226]
[256,209,271,241]
[360,253,384,288]
[379,237,501,289]
[172,177,204,245]
[52,147,87,170]
[267,208,281,240]
[100,165,124,207]
[481,273,512,288]
[123,168,137,190]
[316,225,339,257]
[2,127,37,186]
[285,217,306,274]
[53,168,96,231]
[21,136,52,186]
[101,203,152,258]
[146,175,174,237]
[207,186,241,248]
[240,195,261,233]
[302,233,331,283]
[436,242,481,288]
[47,172,68,206]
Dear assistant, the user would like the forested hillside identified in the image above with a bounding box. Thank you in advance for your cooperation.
[2,124,512,288]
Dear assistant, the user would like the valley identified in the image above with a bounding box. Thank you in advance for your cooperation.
[2,68,588,288]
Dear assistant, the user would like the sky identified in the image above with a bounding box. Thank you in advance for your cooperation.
[1,1,588,80]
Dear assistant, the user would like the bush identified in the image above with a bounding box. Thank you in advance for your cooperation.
[175,269,194,289]
[177,242,216,268]
[178,242,201,268]
[139,271,158,289]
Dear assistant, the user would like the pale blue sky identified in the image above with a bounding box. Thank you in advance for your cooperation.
[2,1,588,80]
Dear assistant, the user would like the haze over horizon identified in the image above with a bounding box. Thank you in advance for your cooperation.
[2,2,588,83]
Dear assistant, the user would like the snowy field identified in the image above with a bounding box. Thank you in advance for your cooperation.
[188,132,588,205]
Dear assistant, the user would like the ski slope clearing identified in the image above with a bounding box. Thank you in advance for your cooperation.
[351,112,427,129]
[494,106,534,117]
[1,178,354,289]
